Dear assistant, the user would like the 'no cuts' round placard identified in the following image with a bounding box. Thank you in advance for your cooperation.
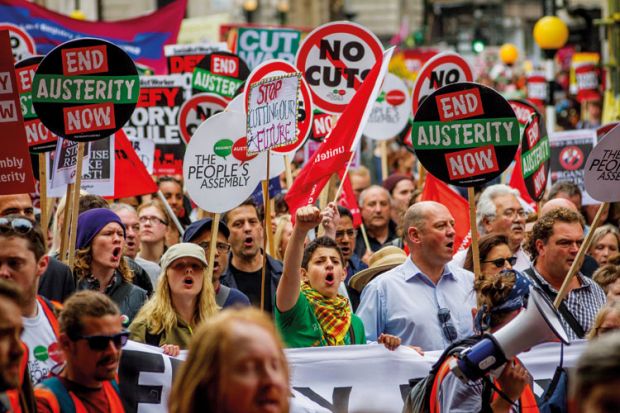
[295,21,383,114]
[363,73,410,140]
[411,82,520,186]
[584,124,620,202]
[178,93,228,144]
[15,56,58,153]
[0,23,35,62]
[32,38,139,142]
[183,111,267,213]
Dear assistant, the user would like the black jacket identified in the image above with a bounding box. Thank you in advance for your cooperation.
[38,257,75,303]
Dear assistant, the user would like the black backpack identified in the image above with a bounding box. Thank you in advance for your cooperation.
[402,336,486,413]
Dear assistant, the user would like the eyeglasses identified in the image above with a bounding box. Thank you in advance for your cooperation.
[0,217,34,234]
[482,256,517,268]
[438,308,458,342]
[335,229,357,239]
[501,208,527,219]
[72,330,130,351]
[139,215,168,226]
[198,242,231,253]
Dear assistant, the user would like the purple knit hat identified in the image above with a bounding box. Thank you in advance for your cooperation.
[76,208,126,250]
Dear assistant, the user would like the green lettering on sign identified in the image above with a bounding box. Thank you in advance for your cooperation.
[412,118,519,150]
[32,74,140,104]
[192,68,244,98]
[522,136,550,178]
[20,93,36,119]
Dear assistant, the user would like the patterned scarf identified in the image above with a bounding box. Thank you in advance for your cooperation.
[301,282,351,346]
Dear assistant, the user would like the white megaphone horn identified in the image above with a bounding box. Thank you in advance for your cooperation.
[451,286,569,383]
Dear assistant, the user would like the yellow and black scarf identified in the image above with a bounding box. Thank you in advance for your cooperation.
[301,282,351,346]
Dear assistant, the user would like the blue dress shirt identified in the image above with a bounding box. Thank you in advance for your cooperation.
[356,257,476,350]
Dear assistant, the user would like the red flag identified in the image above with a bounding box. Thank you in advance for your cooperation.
[421,173,470,253]
[508,149,536,209]
[285,48,394,215]
[338,172,362,227]
[108,130,158,199]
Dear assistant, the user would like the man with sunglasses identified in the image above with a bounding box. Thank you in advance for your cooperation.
[358,201,476,350]
[35,291,127,413]
[524,208,606,341]
[183,218,250,308]
[0,215,64,386]
[0,193,75,303]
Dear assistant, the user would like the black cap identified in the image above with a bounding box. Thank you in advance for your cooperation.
[183,218,230,242]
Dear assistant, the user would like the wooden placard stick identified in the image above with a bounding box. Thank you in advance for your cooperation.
[206,213,220,285]
[67,142,85,269]
[38,153,49,246]
[467,187,481,278]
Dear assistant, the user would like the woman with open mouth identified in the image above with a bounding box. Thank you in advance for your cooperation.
[275,203,401,350]
[73,208,148,324]
[129,243,218,356]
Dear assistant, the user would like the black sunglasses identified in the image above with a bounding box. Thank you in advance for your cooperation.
[438,308,458,342]
[72,330,130,351]
[0,217,34,235]
[482,257,517,268]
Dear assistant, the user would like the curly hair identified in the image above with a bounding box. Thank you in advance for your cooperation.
[592,264,620,294]
[464,233,510,274]
[474,271,517,329]
[130,263,218,339]
[72,245,134,283]
[525,207,584,261]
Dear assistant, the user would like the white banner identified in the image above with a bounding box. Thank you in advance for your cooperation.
[117,340,586,413]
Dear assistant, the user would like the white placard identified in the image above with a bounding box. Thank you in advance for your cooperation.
[364,73,411,140]
[584,124,620,202]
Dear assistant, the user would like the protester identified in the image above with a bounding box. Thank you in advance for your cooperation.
[169,308,290,413]
[453,185,529,271]
[130,243,218,355]
[382,173,415,225]
[73,208,147,324]
[335,206,367,282]
[547,181,582,211]
[357,201,476,350]
[524,208,607,340]
[137,199,170,265]
[592,262,620,301]
[354,185,398,257]
[221,199,283,313]
[110,203,161,285]
[158,176,191,228]
[273,214,293,261]
[464,234,515,277]
[34,291,127,413]
[0,194,75,303]
[587,301,620,339]
[350,165,372,201]
[182,218,250,308]
[0,215,61,385]
[275,204,400,349]
[569,331,620,413]
[0,279,35,413]
[349,246,407,294]
[431,271,537,413]
[588,224,620,266]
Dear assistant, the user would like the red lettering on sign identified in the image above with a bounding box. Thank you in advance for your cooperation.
[138,88,179,107]
[15,64,37,93]
[256,80,283,105]
[24,119,57,147]
[436,87,484,122]
[63,103,115,134]
[445,145,499,180]
[312,113,334,138]
[62,45,109,76]
[169,55,205,74]
[211,55,239,77]
[532,163,546,199]
[526,117,540,149]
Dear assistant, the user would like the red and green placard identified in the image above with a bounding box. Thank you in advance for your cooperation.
[32,38,140,142]
[191,51,250,99]
[411,82,520,187]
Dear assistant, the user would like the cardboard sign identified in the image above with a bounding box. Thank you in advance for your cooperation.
[411,52,473,115]
[364,73,410,140]
[243,59,312,154]
[178,93,228,144]
[32,38,140,141]
[309,110,338,142]
[246,74,300,154]
[164,42,228,75]
[191,51,249,99]
[183,111,267,213]
[122,75,189,175]
[15,55,58,153]
[0,30,36,194]
[0,23,35,62]
[549,129,598,205]
[509,99,539,128]
[584,124,620,202]
[526,71,546,108]
[411,82,519,186]
[237,27,301,70]
[295,21,383,114]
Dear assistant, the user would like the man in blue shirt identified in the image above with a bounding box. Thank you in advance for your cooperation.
[357,201,476,350]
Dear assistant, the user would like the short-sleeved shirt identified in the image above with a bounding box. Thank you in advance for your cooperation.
[275,292,365,348]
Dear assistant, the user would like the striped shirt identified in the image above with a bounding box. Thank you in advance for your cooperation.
[526,266,607,340]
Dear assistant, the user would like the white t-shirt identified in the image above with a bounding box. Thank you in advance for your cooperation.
[21,300,62,385]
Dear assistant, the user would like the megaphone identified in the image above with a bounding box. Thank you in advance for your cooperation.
[450,286,569,383]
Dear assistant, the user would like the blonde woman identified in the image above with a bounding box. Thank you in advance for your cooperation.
[169,308,289,413]
[129,243,218,356]
[587,301,620,339]
[273,214,293,261]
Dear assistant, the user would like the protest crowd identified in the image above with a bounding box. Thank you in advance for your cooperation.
[2,0,620,412]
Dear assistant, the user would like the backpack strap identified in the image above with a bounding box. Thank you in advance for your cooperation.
[37,296,62,339]
[38,377,76,413]
[523,268,585,338]
[216,285,231,307]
